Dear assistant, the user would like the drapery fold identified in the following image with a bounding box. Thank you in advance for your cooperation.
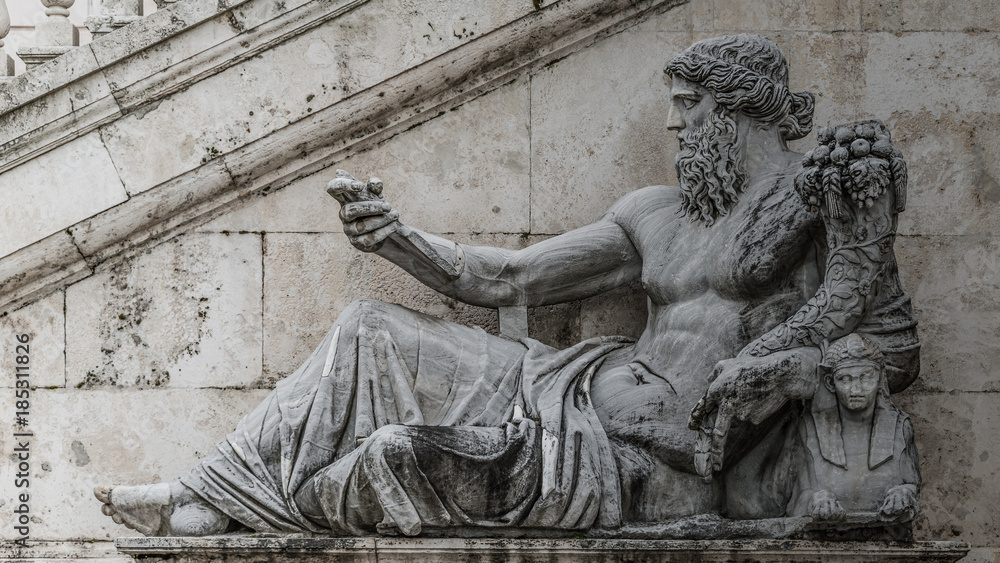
[181,301,631,535]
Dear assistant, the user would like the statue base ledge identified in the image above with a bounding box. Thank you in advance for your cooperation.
[115,537,970,563]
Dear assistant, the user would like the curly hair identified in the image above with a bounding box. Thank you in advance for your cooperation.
[665,34,815,142]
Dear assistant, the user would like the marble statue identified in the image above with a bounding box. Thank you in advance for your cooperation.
[94,34,920,538]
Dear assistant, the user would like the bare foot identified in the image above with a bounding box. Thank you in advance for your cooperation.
[95,481,230,536]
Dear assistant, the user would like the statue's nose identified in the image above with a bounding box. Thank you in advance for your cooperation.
[667,101,685,131]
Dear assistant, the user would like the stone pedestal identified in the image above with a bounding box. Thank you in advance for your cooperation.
[17,0,78,68]
[115,537,970,563]
[35,13,79,47]
[18,46,75,69]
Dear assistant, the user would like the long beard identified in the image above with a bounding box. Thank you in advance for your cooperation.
[675,108,747,225]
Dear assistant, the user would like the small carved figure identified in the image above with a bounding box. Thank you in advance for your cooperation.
[788,334,919,522]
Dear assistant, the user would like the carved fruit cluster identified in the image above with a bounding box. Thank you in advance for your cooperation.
[795,120,907,218]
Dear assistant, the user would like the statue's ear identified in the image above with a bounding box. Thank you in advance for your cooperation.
[819,364,836,393]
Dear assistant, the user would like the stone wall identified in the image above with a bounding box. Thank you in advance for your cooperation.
[0,0,997,561]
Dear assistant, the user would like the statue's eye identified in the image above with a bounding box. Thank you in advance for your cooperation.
[680,97,698,110]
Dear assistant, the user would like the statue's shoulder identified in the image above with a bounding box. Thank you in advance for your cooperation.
[606,185,681,231]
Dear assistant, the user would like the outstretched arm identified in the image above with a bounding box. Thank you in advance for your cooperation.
[331,171,643,309]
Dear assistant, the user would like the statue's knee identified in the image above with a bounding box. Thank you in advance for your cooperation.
[362,425,412,462]
[337,299,393,334]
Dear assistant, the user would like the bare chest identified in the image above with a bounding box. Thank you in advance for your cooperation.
[634,193,815,306]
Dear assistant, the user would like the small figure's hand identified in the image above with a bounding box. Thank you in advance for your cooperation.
[327,170,399,252]
[878,485,918,523]
[808,490,846,521]
[687,348,820,479]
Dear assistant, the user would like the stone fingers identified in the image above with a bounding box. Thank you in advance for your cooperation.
[687,395,712,431]
[709,400,734,473]
[350,223,397,252]
[878,488,914,522]
[94,486,112,504]
[340,201,393,222]
[327,172,367,205]
[343,211,400,237]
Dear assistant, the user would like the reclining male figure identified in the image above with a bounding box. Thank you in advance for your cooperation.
[96,35,917,537]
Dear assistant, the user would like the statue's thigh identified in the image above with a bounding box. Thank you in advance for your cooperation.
[339,299,528,424]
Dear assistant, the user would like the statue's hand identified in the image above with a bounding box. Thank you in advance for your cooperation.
[688,348,820,480]
[878,485,918,523]
[808,490,846,521]
[328,170,400,252]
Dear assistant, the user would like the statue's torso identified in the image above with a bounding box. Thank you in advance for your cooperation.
[610,168,820,382]
[590,167,820,471]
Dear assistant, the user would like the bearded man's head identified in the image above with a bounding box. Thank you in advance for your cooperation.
[664,35,816,225]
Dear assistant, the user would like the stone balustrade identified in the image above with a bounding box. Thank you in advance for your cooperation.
[1,0,160,78]
[0,0,13,80]
[17,0,79,69]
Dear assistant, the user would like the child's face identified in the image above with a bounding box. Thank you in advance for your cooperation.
[831,363,880,411]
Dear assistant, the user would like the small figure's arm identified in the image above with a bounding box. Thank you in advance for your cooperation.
[879,415,920,522]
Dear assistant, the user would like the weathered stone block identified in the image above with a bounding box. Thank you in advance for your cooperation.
[0,230,90,314]
[862,0,1000,32]
[0,291,65,388]
[0,540,129,562]
[713,0,861,31]
[87,0,242,69]
[322,0,529,95]
[0,388,269,541]
[530,24,688,233]
[206,78,531,236]
[0,45,104,118]
[198,174,343,234]
[891,112,1000,237]
[894,235,1000,394]
[895,392,1000,546]
[957,547,1000,563]
[0,132,128,259]
[97,0,530,198]
[66,233,262,388]
[637,0,715,32]
[71,159,238,263]
[113,536,970,563]
[864,33,1000,120]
